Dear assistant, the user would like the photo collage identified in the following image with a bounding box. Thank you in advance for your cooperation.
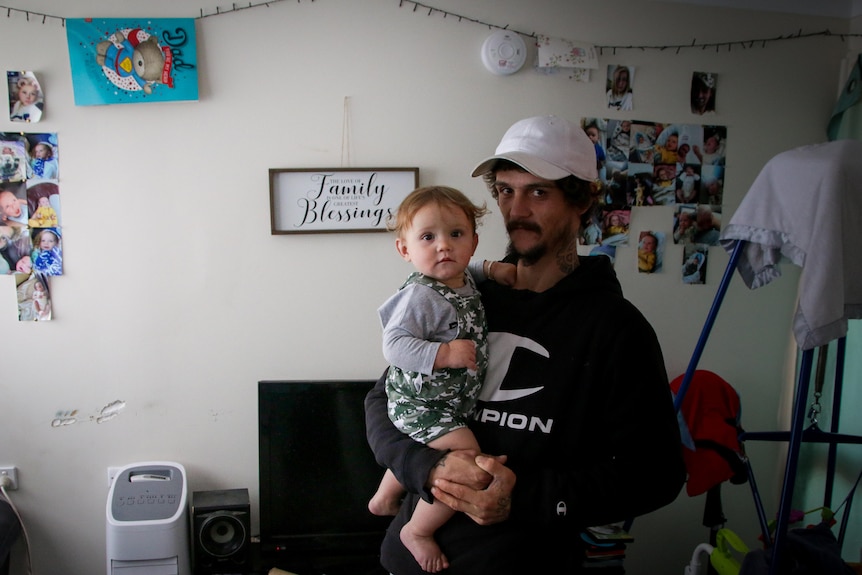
[580,117,726,284]
[0,132,60,320]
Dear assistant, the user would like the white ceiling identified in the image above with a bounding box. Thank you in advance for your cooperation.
[661,0,862,19]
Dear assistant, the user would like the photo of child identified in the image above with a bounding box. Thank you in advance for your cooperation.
[29,140,58,180]
[32,276,52,320]
[607,65,634,111]
[676,164,701,204]
[28,196,58,228]
[601,208,631,245]
[673,204,697,245]
[582,118,607,179]
[682,244,709,284]
[637,230,664,274]
[0,184,28,227]
[31,227,62,276]
[15,272,51,321]
[27,181,61,228]
[7,71,44,123]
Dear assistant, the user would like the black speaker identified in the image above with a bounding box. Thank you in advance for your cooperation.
[192,488,251,575]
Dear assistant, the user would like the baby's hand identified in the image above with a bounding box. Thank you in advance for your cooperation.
[489,261,517,287]
[437,339,477,371]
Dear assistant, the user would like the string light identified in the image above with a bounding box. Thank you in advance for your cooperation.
[395,1,860,54]
[199,0,309,18]
[0,0,314,23]
[0,0,858,52]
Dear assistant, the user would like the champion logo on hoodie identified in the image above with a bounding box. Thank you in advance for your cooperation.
[478,332,547,402]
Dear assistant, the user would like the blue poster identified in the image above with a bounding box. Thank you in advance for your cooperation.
[66,18,198,106]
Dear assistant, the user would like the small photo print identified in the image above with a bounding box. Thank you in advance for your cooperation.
[601,208,631,246]
[26,134,59,181]
[16,272,52,321]
[691,71,717,115]
[607,65,634,111]
[0,225,31,274]
[582,118,607,180]
[637,230,664,274]
[0,181,27,226]
[31,227,62,276]
[605,119,631,164]
[27,180,60,228]
[628,121,657,164]
[675,163,702,204]
[628,166,655,207]
[673,204,697,245]
[692,204,721,246]
[701,165,723,205]
[7,71,43,123]
[682,244,709,284]
[699,125,726,166]
[0,135,30,183]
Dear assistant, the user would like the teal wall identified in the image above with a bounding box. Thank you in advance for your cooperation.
[795,320,862,562]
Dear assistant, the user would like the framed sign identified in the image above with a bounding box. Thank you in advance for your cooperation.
[269,167,419,234]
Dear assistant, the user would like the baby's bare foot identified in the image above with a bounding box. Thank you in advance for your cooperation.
[400,523,449,573]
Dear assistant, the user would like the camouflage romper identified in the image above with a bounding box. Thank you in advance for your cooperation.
[385,272,488,444]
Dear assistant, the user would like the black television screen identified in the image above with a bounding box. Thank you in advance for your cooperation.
[258,380,390,573]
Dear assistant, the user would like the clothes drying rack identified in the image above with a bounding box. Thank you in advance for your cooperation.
[673,139,862,575]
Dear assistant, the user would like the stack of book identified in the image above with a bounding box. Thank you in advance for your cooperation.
[581,524,634,571]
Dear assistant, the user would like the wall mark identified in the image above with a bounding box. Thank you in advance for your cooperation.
[51,400,126,427]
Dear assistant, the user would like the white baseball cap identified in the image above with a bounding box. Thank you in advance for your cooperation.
[471,115,598,182]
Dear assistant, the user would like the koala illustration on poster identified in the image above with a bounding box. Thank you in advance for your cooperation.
[94,28,173,95]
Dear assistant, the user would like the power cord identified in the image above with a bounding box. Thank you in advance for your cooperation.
[0,481,33,575]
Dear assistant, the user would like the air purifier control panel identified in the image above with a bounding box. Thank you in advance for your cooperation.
[109,464,185,522]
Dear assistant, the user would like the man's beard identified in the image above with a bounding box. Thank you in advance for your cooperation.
[506,219,575,267]
[506,240,544,266]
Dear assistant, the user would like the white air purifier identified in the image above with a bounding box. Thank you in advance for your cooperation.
[106,461,190,575]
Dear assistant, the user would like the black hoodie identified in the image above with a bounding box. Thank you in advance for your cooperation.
[366,255,685,574]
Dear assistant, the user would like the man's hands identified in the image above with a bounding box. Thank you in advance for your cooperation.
[428,451,515,526]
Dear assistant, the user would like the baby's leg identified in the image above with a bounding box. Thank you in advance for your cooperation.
[400,427,480,573]
[400,497,455,572]
[368,468,403,516]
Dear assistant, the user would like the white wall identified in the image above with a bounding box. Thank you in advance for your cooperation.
[0,1,853,573]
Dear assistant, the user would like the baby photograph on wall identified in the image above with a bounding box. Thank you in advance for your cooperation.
[7,71,43,123]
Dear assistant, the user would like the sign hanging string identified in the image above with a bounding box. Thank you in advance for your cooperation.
[342,96,352,167]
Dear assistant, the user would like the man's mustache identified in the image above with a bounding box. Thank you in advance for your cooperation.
[507,220,541,234]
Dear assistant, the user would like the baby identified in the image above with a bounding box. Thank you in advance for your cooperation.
[0,189,27,226]
[28,196,58,228]
[9,75,43,123]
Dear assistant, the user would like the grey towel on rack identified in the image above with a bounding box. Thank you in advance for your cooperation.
[720,140,862,350]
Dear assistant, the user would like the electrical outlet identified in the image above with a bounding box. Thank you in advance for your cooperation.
[0,466,18,490]
[107,466,121,487]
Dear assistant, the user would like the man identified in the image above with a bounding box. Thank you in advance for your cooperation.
[366,115,685,574]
